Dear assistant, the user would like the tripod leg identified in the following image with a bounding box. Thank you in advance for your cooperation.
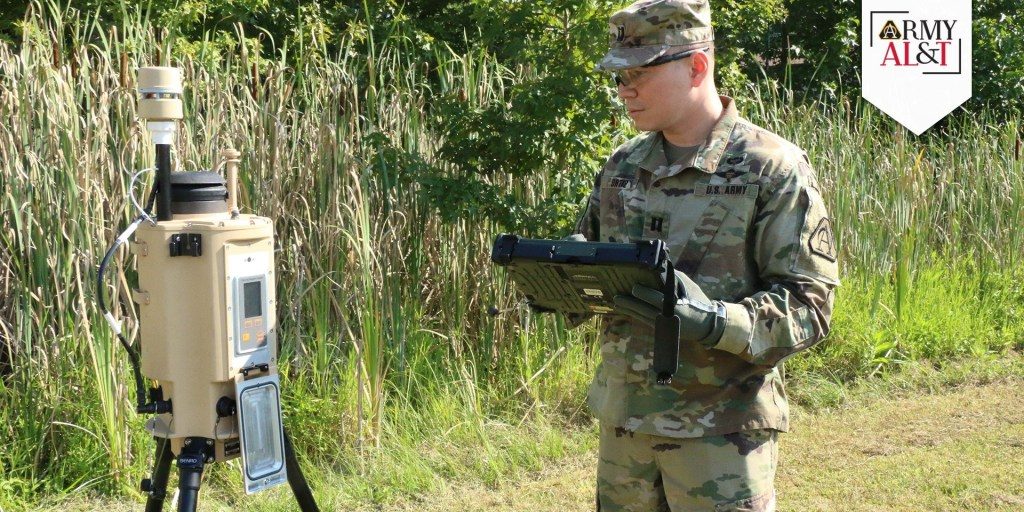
[175,438,210,512]
[143,438,174,512]
[283,428,320,512]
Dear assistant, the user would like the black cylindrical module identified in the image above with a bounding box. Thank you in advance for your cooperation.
[176,456,205,512]
[156,144,173,221]
[170,171,228,214]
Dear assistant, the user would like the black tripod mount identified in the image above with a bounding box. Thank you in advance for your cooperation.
[141,428,319,512]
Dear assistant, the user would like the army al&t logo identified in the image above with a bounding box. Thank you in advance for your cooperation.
[861,0,972,135]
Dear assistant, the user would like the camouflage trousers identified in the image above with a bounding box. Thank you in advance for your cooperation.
[596,423,778,512]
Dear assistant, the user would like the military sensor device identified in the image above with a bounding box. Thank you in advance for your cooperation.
[491,234,687,384]
[96,66,318,511]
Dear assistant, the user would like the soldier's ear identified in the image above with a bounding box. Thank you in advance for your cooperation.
[690,52,710,87]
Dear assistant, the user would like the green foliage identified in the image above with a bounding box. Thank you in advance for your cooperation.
[5,0,1021,228]
[974,4,1024,113]
[767,0,858,96]
[775,0,1024,113]
[87,0,354,57]
[711,0,787,94]
[4,0,1024,114]
[422,0,620,235]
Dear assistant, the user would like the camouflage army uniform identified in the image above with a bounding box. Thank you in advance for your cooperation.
[575,2,839,507]
[576,96,839,435]
[574,96,839,509]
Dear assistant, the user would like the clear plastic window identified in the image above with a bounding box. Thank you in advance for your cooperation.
[239,383,283,478]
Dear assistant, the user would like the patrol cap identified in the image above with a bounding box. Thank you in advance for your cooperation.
[597,0,714,71]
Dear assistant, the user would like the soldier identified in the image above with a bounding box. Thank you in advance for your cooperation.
[570,0,840,510]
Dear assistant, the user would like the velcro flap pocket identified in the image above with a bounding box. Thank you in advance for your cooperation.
[676,199,731,275]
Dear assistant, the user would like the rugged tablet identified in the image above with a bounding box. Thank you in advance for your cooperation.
[490,234,671,315]
[491,234,683,384]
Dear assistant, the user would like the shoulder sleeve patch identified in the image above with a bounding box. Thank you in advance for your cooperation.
[792,187,840,285]
[809,218,837,262]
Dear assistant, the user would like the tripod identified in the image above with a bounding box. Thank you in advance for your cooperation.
[142,428,319,512]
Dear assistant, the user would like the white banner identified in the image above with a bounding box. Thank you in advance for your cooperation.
[861,0,973,135]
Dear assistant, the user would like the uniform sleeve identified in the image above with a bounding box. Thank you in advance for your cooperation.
[710,157,839,367]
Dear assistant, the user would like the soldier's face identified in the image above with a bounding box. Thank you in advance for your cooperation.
[617,57,704,132]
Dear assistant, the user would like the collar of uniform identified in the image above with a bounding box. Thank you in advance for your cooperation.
[691,96,739,175]
[626,131,666,173]
[626,96,739,177]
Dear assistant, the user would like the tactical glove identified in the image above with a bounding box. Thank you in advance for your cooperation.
[613,270,726,347]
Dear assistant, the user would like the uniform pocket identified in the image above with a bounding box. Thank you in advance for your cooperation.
[642,210,671,241]
[675,183,760,300]
[598,175,637,243]
[714,490,775,512]
[675,199,731,275]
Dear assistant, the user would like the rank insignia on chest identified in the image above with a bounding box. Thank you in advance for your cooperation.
[649,216,665,233]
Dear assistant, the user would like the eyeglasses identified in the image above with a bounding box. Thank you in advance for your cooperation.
[612,47,710,88]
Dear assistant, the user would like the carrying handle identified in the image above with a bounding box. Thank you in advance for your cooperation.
[662,258,678,316]
[654,252,680,385]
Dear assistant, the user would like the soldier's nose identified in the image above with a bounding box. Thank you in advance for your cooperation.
[617,83,637,99]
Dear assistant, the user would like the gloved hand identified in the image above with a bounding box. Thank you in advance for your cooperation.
[613,270,726,347]
[563,233,587,242]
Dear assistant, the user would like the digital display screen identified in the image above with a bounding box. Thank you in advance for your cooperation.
[243,281,262,318]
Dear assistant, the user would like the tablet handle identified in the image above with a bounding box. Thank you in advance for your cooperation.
[654,255,680,385]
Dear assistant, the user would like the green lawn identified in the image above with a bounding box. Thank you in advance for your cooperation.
[33,354,1024,512]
